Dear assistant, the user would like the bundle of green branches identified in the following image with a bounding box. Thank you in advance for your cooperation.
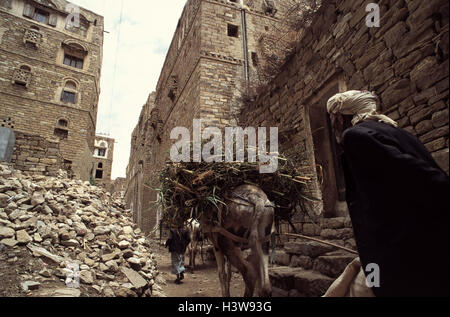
[156,148,319,229]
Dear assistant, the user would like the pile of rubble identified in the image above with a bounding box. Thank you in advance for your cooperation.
[0,163,164,297]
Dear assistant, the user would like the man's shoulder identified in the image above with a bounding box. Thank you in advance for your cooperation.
[342,122,376,142]
[343,121,395,142]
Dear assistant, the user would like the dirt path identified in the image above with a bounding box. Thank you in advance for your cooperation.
[150,240,245,297]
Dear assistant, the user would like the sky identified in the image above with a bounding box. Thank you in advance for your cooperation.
[69,0,187,180]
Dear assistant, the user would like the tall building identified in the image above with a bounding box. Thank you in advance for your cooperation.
[92,135,114,188]
[125,0,292,232]
[0,0,104,180]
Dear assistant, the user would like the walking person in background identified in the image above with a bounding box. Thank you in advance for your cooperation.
[326,90,449,297]
[165,223,191,284]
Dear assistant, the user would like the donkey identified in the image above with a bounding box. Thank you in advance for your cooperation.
[185,218,204,273]
[201,184,275,297]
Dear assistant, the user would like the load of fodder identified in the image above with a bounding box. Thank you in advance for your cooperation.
[154,146,321,230]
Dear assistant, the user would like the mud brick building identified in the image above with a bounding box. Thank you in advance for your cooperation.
[0,0,104,180]
[92,135,114,188]
[124,0,293,232]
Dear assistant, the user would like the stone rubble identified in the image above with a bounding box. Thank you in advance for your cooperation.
[0,163,164,297]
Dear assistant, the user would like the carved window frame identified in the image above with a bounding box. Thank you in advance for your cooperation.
[62,42,87,70]
[12,65,32,88]
[23,26,43,48]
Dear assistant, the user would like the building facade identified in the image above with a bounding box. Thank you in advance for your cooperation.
[124,0,292,232]
[0,0,104,180]
[92,135,114,188]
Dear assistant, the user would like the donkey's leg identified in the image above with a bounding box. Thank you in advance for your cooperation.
[222,239,257,297]
[191,240,197,273]
[211,233,230,297]
[252,240,271,297]
[226,258,232,295]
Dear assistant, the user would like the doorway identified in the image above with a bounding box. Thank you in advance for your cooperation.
[308,81,348,218]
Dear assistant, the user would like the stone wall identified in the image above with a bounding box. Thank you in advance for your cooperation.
[9,130,67,177]
[0,0,104,181]
[239,0,449,220]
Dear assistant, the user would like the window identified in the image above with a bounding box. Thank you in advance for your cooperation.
[13,65,32,87]
[97,148,106,157]
[63,54,84,69]
[61,80,77,104]
[57,119,68,127]
[54,128,68,140]
[23,26,42,48]
[62,42,87,69]
[251,52,258,67]
[61,91,76,103]
[98,162,103,169]
[23,3,57,26]
[33,8,49,24]
[95,169,103,179]
[227,24,239,37]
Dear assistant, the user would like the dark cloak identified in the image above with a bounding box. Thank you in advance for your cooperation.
[341,120,449,297]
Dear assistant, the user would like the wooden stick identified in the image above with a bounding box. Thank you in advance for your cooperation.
[279,233,358,255]
[172,180,196,195]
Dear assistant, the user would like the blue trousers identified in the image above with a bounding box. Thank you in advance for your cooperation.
[171,252,186,275]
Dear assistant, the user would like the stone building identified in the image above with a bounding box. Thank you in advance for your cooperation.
[92,135,114,188]
[124,0,293,232]
[239,0,449,223]
[0,0,104,180]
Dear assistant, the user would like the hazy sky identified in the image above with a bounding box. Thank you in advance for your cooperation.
[69,0,187,179]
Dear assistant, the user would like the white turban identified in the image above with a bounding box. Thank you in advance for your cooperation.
[327,90,398,128]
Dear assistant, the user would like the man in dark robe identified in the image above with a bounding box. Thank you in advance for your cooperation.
[327,90,449,297]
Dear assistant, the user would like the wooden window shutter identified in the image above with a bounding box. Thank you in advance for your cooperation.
[23,3,34,18]
[49,14,57,27]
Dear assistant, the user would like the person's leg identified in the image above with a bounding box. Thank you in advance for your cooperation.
[171,253,182,284]
[180,253,186,280]
[172,252,185,284]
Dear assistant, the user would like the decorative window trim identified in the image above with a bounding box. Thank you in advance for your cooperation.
[12,65,32,87]
[61,41,87,70]
[23,27,43,48]
[62,40,88,54]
